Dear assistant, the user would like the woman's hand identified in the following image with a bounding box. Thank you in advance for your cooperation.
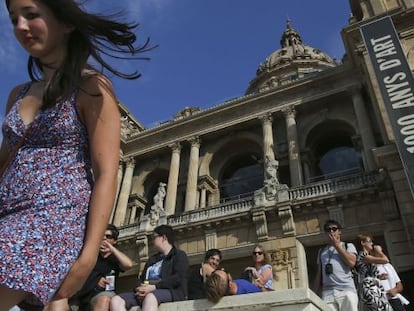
[51,251,97,300]
[135,284,156,300]
[245,266,258,277]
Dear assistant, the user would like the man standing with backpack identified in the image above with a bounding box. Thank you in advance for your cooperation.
[313,220,358,311]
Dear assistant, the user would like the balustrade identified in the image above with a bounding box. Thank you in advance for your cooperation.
[118,170,383,235]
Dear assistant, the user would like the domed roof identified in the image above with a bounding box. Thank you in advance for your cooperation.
[246,20,337,94]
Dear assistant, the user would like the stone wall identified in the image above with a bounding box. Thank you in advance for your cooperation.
[130,288,328,311]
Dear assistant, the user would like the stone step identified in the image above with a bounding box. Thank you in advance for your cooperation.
[129,288,328,311]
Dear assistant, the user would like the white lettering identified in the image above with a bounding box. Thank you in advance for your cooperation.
[404,135,414,146]
[392,96,414,109]
[401,124,414,136]
[397,115,414,153]
[379,59,401,71]
[373,41,397,57]
[385,81,409,94]
[383,72,406,84]
[370,35,391,45]
[397,114,414,126]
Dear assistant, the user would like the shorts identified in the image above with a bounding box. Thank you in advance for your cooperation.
[118,289,173,309]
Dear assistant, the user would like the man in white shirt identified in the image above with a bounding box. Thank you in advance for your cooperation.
[377,248,409,311]
[313,220,358,311]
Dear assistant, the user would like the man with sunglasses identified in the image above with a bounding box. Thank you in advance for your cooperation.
[70,224,134,311]
[314,220,358,311]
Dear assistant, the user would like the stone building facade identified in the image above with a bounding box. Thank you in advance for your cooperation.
[112,0,414,304]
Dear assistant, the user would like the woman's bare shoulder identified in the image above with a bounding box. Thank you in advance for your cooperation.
[5,83,28,113]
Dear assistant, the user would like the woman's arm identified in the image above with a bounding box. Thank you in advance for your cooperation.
[0,84,26,166]
[364,245,389,264]
[254,265,272,287]
[107,242,135,271]
[53,75,120,299]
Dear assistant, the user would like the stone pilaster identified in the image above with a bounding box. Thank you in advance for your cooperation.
[327,204,344,227]
[136,235,148,259]
[185,137,201,211]
[205,229,217,250]
[351,88,377,171]
[278,205,296,236]
[113,158,135,226]
[252,209,269,241]
[380,190,400,220]
[283,106,303,187]
[165,142,181,215]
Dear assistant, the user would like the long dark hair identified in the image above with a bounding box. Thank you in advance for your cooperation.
[6,0,153,109]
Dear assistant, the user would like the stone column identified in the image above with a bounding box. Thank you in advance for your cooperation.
[128,205,137,224]
[113,157,135,226]
[200,187,207,208]
[351,89,377,171]
[284,106,303,187]
[259,113,276,160]
[185,137,200,212]
[165,142,181,215]
[110,161,124,223]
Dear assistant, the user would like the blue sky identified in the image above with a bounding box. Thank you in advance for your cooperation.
[0,0,351,130]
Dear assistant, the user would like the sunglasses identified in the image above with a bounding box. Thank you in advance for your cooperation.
[324,227,339,233]
[252,251,264,255]
[104,234,114,239]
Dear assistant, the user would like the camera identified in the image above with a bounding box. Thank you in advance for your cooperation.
[325,263,333,275]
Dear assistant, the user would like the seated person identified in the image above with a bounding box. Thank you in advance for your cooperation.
[241,245,273,290]
[70,224,134,311]
[188,248,222,299]
[110,225,189,311]
[205,269,262,303]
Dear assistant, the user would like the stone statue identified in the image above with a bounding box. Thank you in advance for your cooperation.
[254,155,288,206]
[120,115,141,139]
[265,155,278,180]
[150,182,167,226]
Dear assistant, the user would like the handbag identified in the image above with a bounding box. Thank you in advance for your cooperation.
[0,129,30,179]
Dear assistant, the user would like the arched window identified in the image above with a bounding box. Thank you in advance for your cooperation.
[306,120,363,181]
[318,146,362,178]
[219,154,263,200]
